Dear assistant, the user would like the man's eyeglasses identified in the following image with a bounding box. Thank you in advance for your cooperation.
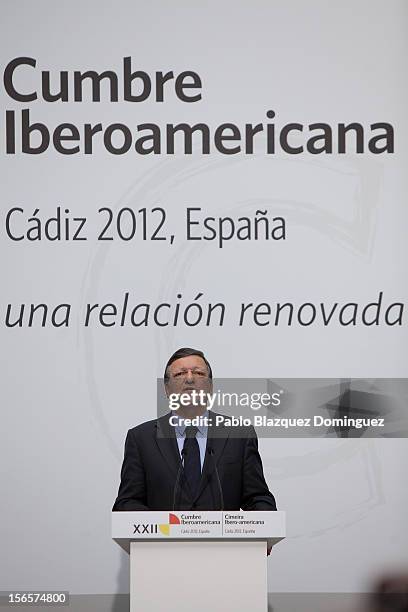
[171,369,208,379]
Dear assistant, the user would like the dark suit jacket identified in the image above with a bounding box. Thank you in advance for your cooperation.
[112,413,277,511]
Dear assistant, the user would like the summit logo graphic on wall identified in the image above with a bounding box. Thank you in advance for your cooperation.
[133,513,180,536]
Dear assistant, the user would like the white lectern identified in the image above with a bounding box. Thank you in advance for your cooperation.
[112,510,285,612]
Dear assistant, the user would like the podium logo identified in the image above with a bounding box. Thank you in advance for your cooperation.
[133,513,180,536]
[159,513,181,536]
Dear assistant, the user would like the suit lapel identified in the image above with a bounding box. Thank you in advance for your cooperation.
[155,414,181,479]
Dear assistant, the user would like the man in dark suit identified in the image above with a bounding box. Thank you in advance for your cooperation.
[112,348,276,513]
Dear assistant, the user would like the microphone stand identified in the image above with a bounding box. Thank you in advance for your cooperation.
[172,447,186,511]
[208,447,224,511]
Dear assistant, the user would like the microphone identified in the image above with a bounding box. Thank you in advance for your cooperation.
[208,447,224,510]
[172,447,186,511]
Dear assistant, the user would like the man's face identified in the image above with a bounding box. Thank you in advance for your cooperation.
[165,355,213,409]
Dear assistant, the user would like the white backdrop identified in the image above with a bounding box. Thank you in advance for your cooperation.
[1,0,408,596]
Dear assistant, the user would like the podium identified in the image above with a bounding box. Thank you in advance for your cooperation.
[112,510,285,612]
